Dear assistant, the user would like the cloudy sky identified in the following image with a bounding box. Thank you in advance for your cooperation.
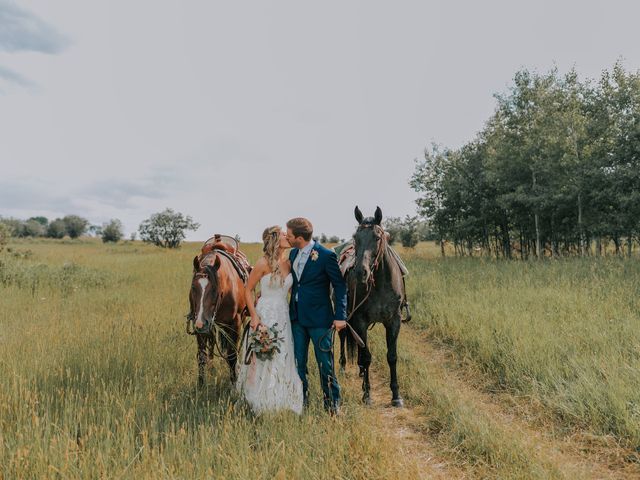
[2,1,640,241]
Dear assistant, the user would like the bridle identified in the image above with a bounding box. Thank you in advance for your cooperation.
[185,270,223,333]
[347,223,387,321]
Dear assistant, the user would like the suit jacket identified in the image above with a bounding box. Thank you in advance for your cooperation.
[289,242,347,328]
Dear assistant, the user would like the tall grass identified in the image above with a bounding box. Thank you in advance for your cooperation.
[4,238,637,478]
[0,240,411,479]
[407,255,640,447]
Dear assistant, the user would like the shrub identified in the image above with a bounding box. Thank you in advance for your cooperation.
[101,219,124,243]
[0,223,10,252]
[19,219,46,237]
[47,219,67,239]
[62,215,89,239]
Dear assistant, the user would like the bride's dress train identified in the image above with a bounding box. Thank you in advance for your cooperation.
[236,273,303,414]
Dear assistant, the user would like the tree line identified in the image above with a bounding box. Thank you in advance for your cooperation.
[0,215,96,240]
[0,209,199,248]
[411,62,640,258]
[0,210,435,251]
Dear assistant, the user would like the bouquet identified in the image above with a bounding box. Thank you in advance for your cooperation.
[248,323,284,361]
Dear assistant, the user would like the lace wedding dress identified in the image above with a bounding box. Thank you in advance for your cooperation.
[236,273,303,414]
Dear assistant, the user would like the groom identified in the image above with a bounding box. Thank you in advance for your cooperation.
[286,217,347,414]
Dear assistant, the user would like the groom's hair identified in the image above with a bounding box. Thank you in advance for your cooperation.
[286,218,313,241]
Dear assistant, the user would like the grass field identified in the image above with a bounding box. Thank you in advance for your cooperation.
[409,257,640,447]
[2,238,640,479]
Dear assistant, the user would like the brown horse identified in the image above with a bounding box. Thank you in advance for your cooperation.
[189,252,247,386]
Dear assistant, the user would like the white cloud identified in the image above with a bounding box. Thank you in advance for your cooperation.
[0,0,69,54]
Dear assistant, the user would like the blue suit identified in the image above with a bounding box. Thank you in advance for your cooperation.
[289,242,347,410]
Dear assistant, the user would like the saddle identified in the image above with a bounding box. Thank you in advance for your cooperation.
[200,234,252,282]
[335,240,412,322]
[336,241,409,278]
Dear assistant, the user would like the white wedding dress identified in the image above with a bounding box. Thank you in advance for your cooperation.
[236,272,303,415]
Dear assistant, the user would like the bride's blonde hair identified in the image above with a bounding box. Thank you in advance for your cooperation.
[262,225,284,285]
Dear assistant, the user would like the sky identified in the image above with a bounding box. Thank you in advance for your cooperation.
[2,0,640,241]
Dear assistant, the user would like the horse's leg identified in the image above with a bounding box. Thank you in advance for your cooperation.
[356,327,365,377]
[359,328,372,405]
[338,329,347,374]
[358,348,365,377]
[225,317,241,382]
[386,318,404,407]
[196,334,208,387]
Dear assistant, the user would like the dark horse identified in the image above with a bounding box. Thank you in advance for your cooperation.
[189,252,247,386]
[340,206,405,407]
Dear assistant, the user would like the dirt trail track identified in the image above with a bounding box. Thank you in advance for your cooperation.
[342,324,640,479]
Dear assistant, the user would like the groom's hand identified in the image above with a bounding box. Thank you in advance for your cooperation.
[333,320,347,332]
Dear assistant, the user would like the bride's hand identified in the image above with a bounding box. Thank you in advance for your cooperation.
[250,315,262,330]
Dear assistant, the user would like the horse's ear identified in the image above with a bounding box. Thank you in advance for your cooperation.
[374,206,383,225]
[205,257,221,281]
[354,206,364,224]
[193,256,200,272]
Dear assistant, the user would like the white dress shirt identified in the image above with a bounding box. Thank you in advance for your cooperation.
[293,240,315,300]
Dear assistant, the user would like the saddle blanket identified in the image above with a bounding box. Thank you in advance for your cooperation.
[334,240,409,278]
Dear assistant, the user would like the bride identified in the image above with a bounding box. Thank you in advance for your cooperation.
[236,226,303,414]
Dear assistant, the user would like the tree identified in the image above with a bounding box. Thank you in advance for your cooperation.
[101,219,124,243]
[399,216,419,248]
[138,208,200,248]
[62,215,88,239]
[383,217,403,245]
[47,219,67,239]
[28,216,48,226]
[0,217,23,236]
[19,219,46,237]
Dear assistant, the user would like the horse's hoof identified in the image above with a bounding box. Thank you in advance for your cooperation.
[339,366,346,376]
[362,395,372,406]
[358,367,365,377]
[391,397,404,408]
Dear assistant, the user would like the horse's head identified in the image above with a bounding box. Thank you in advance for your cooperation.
[190,255,222,330]
[352,206,385,285]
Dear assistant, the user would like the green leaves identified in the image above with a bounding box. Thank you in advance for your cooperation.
[412,63,640,257]
[138,208,200,249]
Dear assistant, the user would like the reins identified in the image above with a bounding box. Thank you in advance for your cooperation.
[319,225,387,354]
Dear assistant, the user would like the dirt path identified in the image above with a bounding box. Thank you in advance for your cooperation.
[412,334,640,479]
[343,366,469,479]
[346,324,640,479]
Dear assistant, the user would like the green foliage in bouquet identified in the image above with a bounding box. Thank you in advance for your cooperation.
[248,323,284,361]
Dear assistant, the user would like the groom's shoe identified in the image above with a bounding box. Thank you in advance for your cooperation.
[302,391,310,409]
[324,398,341,416]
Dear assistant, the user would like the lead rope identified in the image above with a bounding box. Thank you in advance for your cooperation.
[241,322,253,365]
